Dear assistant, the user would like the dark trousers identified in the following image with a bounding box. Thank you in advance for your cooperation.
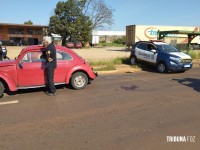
[46,65,56,93]
[0,53,3,61]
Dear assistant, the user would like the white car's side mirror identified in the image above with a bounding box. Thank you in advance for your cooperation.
[151,49,157,53]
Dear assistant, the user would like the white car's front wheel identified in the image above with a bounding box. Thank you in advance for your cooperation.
[157,62,168,73]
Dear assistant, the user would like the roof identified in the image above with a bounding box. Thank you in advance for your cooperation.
[21,45,45,52]
[153,42,167,45]
[158,30,200,35]
[136,40,168,45]
[21,45,72,53]
[0,23,48,28]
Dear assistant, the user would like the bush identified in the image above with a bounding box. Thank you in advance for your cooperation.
[100,40,106,43]
[112,37,126,45]
[176,44,188,51]
[113,57,130,64]
[97,42,125,47]
[187,51,200,59]
[182,50,200,59]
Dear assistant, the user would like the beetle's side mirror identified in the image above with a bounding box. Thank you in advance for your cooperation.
[19,61,24,69]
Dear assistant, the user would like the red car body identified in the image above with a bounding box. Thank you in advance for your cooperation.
[66,42,74,48]
[74,41,82,49]
[0,45,97,97]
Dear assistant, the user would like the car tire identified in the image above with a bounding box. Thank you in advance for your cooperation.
[157,62,168,73]
[70,72,88,90]
[130,56,137,65]
[0,81,5,98]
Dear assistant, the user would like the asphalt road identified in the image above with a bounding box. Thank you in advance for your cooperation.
[0,67,200,150]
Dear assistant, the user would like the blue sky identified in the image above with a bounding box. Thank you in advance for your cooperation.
[1,0,200,31]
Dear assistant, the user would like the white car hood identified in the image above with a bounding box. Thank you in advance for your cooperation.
[170,52,191,59]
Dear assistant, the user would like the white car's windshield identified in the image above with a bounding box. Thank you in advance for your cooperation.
[157,44,179,53]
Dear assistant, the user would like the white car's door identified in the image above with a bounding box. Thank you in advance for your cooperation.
[135,43,148,61]
[146,44,158,64]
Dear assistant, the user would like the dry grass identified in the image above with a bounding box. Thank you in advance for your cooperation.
[6,46,129,61]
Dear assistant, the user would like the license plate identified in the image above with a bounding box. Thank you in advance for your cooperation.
[184,64,190,68]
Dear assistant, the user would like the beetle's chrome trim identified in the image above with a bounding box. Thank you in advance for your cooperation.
[17,82,65,90]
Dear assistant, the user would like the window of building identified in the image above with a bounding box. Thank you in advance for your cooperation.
[27,28,33,35]
[34,29,42,35]
[9,28,24,34]
[0,26,3,32]
[10,37,24,46]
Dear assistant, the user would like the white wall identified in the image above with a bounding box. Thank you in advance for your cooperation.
[92,31,125,36]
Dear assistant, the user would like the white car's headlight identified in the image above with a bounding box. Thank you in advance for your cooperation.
[170,56,181,62]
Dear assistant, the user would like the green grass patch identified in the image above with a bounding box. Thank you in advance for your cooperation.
[93,64,116,71]
[113,57,130,64]
[88,57,130,66]
[88,60,113,66]
[89,60,115,71]
[89,57,135,71]
[97,43,125,47]
[182,50,200,59]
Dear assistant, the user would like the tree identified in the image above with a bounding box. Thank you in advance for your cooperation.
[24,20,33,25]
[48,0,92,45]
[82,0,115,30]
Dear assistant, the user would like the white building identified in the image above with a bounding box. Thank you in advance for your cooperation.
[91,30,125,44]
[126,25,200,46]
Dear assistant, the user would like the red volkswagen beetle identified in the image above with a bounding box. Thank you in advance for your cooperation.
[0,45,97,98]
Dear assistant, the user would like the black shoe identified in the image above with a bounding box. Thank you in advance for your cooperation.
[47,92,57,96]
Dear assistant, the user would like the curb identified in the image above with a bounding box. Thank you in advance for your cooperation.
[97,70,118,74]
[96,65,141,74]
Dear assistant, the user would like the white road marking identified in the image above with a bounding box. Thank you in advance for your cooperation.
[0,100,19,106]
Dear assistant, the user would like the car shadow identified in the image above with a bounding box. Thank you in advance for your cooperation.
[173,78,200,92]
[138,63,157,73]
[137,63,184,74]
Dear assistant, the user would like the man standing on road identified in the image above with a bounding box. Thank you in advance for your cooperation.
[43,36,57,96]
[0,41,3,61]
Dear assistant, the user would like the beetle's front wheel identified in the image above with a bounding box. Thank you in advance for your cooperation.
[70,72,88,90]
